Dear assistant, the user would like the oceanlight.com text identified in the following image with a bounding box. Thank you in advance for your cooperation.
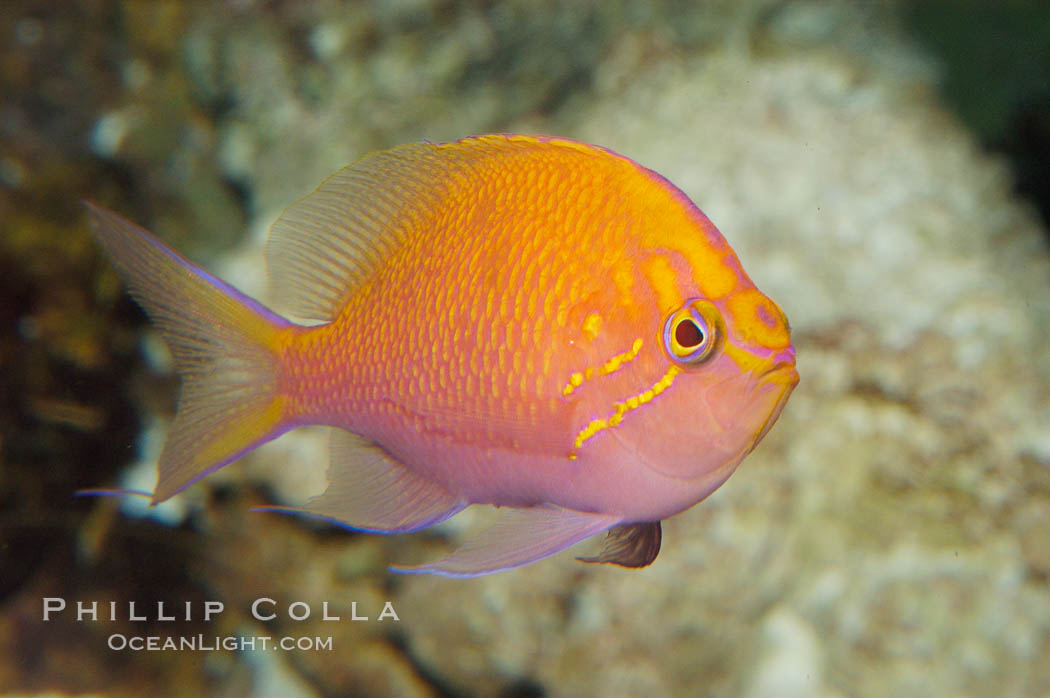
[107,633,334,652]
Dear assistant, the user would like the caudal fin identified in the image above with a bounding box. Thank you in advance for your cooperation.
[85,202,293,503]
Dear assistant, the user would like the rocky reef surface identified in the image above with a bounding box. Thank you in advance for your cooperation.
[2,2,1047,696]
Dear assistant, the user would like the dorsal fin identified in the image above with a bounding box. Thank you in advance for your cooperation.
[265,136,559,322]
[266,142,442,322]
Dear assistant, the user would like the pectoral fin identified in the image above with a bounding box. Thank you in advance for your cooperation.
[391,505,621,577]
[254,429,465,534]
[576,521,662,568]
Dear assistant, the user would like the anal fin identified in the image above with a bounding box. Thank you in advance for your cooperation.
[255,429,464,534]
[576,521,662,568]
[391,505,620,577]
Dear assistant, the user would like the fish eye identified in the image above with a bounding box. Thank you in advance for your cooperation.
[662,299,721,365]
[675,317,704,349]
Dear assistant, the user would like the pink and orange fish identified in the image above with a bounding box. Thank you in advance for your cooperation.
[86,134,797,577]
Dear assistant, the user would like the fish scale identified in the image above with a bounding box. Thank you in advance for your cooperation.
[85,134,797,576]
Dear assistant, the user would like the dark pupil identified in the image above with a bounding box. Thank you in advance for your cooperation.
[675,318,704,349]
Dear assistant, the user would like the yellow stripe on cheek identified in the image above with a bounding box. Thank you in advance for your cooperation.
[561,337,644,397]
[570,364,682,454]
[602,337,643,374]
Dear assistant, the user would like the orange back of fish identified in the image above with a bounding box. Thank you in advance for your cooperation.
[282,138,678,445]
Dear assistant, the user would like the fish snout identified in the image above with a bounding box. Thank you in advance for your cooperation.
[758,348,799,388]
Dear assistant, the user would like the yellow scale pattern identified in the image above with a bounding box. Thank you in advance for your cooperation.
[283,136,754,462]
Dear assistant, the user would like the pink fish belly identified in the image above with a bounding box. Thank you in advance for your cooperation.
[348,421,745,523]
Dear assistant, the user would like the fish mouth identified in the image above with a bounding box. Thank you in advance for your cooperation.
[761,362,799,389]
[758,351,798,382]
[748,363,798,448]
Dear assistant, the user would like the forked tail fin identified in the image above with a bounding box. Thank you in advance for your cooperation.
[85,202,294,503]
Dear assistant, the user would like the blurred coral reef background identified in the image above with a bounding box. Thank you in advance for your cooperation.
[1,1,1048,696]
